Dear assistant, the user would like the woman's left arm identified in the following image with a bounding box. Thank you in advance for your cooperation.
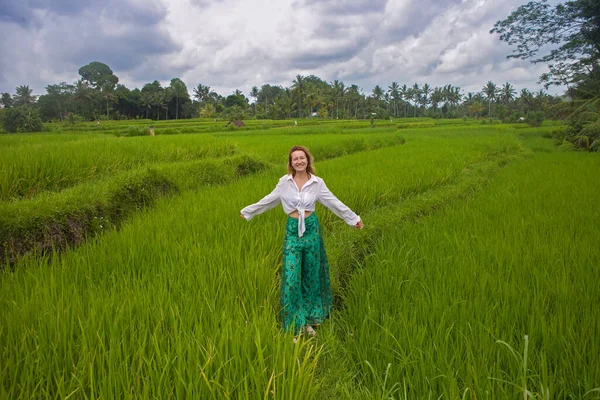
[318,180,362,228]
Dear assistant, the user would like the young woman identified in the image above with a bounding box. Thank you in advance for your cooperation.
[240,145,363,341]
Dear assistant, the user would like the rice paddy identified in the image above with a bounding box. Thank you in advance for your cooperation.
[1,119,598,398]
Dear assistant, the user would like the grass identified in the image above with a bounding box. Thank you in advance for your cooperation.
[1,119,598,398]
[318,150,600,398]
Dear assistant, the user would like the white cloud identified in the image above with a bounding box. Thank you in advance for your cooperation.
[0,0,565,97]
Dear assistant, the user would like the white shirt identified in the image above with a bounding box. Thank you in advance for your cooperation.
[241,174,361,237]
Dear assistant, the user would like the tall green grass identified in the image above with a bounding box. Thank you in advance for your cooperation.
[324,151,600,398]
[0,134,235,200]
[0,126,530,397]
[2,122,597,398]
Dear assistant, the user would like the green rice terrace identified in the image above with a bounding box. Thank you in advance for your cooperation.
[1,118,598,398]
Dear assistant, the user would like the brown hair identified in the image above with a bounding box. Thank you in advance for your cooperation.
[287,145,315,176]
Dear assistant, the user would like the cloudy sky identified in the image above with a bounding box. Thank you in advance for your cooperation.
[0,0,565,99]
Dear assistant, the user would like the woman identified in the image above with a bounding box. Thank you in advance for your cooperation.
[241,145,363,341]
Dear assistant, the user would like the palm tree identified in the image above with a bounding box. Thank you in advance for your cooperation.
[388,82,400,117]
[331,80,345,119]
[501,82,516,112]
[193,84,210,105]
[100,82,116,118]
[200,103,216,118]
[291,75,306,117]
[140,91,154,119]
[410,83,420,117]
[250,86,259,116]
[482,81,498,117]
[13,85,36,106]
[155,88,172,120]
[431,87,444,114]
[420,83,431,116]
[400,84,409,116]
[347,85,362,118]
[170,78,188,120]
[371,85,384,113]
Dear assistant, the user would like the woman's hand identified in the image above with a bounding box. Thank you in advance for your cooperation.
[355,220,364,230]
[240,214,247,220]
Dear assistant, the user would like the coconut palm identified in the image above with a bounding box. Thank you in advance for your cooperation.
[431,87,444,114]
[388,82,400,117]
[400,84,409,116]
[501,82,516,111]
[13,85,36,106]
[193,84,211,105]
[291,75,306,117]
[200,103,216,118]
[371,85,384,113]
[482,81,499,117]
[331,80,345,119]
[250,86,259,115]
[420,83,431,115]
[409,83,420,117]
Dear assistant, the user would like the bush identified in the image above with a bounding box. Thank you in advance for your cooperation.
[116,126,151,137]
[527,111,545,127]
[0,106,43,133]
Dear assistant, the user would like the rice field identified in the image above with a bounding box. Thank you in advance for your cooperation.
[0,119,598,398]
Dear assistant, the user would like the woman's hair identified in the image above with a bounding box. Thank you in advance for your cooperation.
[288,145,315,176]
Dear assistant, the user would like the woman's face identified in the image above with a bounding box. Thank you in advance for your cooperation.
[290,150,308,173]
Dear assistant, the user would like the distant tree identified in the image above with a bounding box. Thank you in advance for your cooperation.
[169,78,189,120]
[388,82,400,117]
[200,103,216,118]
[225,105,246,121]
[38,83,76,121]
[250,86,259,115]
[409,83,420,117]
[155,88,172,120]
[400,84,410,116]
[420,83,432,115]
[346,85,363,118]
[291,75,306,117]
[501,82,516,111]
[78,62,119,90]
[140,91,154,119]
[431,87,444,115]
[193,84,211,105]
[13,85,36,106]
[1,93,13,108]
[1,106,42,133]
[224,92,249,109]
[100,82,117,118]
[73,80,96,119]
[482,81,499,117]
[115,85,139,119]
[371,85,384,103]
[331,79,346,119]
[468,100,486,118]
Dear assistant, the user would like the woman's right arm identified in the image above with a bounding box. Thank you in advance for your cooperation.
[240,181,282,220]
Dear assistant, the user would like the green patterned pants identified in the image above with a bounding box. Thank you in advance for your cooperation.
[281,213,332,334]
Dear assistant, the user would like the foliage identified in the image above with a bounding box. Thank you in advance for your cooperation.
[4,61,560,123]
[0,106,43,133]
[527,110,545,127]
[200,103,216,118]
[0,92,13,108]
[78,61,119,89]
[491,0,600,88]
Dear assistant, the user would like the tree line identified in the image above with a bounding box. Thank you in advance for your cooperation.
[0,61,558,130]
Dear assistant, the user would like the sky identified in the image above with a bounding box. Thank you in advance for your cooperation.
[0,0,566,99]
